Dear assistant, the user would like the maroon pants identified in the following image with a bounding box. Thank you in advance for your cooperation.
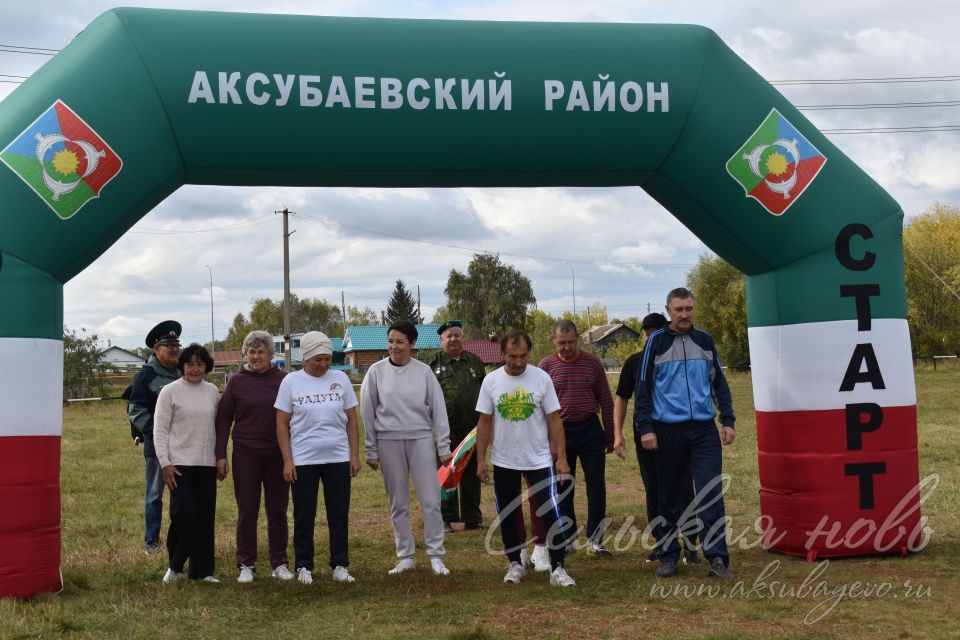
[232,447,289,569]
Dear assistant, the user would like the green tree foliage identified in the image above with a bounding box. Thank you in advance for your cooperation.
[63,327,116,399]
[385,279,422,325]
[561,301,609,332]
[606,338,644,366]
[346,305,379,326]
[526,308,558,363]
[686,253,749,367]
[904,203,960,355]
[445,254,536,340]
[223,295,345,349]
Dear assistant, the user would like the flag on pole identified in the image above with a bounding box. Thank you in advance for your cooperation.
[438,426,478,500]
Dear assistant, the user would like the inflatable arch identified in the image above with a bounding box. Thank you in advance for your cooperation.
[0,9,921,598]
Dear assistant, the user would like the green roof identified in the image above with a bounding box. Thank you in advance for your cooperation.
[343,324,442,352]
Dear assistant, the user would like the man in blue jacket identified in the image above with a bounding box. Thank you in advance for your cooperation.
[634,288,736,579]
[128,320,182,554]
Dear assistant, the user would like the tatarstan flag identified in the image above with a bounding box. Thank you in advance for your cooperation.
[1,100,122,220]
[726,108,826,216]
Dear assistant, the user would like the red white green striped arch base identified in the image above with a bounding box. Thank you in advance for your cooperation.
[0,9,920,598]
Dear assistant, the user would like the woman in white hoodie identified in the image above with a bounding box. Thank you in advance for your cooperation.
[361,321,452,576]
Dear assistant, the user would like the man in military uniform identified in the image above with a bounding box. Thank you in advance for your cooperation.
[430,320,486,532]
[128,320,182,554]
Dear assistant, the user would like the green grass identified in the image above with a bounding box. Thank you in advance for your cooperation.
[3,367,959,639]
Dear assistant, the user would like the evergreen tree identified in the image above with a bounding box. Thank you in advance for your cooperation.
[385,279,422,325]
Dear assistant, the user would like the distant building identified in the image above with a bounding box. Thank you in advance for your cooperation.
[211,351,243,370]
[99,346,143,371]
[272,333,351,371]
[463,339,504,367]
[582,323,642,353]
[343,324,442,373]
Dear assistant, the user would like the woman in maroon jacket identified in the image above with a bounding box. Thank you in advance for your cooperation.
[215,330,293,583]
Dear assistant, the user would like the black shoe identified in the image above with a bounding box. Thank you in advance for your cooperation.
[645,549,660,563]
[708,557,734,580]
[682,548,700,565]
[443,522,454,533]
[655,561,677,577]
[463,522,483,530]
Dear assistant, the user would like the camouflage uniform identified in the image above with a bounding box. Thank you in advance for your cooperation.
[430,349,486,527]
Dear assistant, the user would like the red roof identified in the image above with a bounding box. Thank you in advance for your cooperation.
[211,351,243,367]
[464,340,503,365]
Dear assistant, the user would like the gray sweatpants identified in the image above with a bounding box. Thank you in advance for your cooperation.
[377,437,446,560]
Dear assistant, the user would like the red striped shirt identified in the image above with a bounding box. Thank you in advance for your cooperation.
[538,351,614,445]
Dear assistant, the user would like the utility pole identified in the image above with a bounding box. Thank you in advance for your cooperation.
[204,264,215,352]
[276,207,295,371]
[341,290,346,334]
[416,285,421,323]
[564,262,576,317]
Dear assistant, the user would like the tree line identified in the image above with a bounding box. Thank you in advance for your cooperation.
[65,202,960,396]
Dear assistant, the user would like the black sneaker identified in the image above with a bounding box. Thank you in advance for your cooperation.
[682,548,700,565]
[463,522,483,530]
[655,561,678,577]
[645,549,660,563]
[708,557,734,580]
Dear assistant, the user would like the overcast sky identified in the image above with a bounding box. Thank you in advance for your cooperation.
[3,1,959,350]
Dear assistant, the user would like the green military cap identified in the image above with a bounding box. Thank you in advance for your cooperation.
[145,320,182,348]
[437,320,463,335]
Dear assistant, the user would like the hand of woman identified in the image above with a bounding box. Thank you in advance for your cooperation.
[367,457,380,471]
[162,464,180,490]
[216,458,229,480]
[282,460,297,484]
[439,453,452,466]
[349,457,361,477]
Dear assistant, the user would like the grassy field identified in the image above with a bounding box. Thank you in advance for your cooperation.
[2,366,959,639]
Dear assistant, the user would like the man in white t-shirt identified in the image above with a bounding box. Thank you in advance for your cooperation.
[475,329,576,587]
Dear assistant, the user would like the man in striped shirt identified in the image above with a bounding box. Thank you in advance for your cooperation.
[538,319,615,556]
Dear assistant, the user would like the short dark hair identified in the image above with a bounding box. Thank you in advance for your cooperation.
[551,319,579,337]
[178,343,213,373]
[500,329,532,353]
[666,287,695,306]
[388,321,418,344]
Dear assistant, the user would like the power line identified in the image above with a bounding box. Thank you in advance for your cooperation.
[822,125,960,135]
[798,99,960,111]
[128,214,275,234]
[0,44,58,56]
[771,74,960,85]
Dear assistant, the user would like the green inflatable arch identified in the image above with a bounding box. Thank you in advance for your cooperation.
[0,8,921,598]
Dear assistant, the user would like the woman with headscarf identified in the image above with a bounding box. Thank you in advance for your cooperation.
[361,321,452,576]
[276,331,361,585]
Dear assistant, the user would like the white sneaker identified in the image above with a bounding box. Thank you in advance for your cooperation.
[332,565,356,583]
[531,545,551,573]
[272,565,294,581]
[430,558,450,576]
[587,541,612,557]
[237,565,254,583]
[297,567,313,585]
[200,576,220,583]
[519,547,530,569]
[503,561,525,584]
[388,558,415,575]
[550,565,576,587]
[162,568,182,584]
